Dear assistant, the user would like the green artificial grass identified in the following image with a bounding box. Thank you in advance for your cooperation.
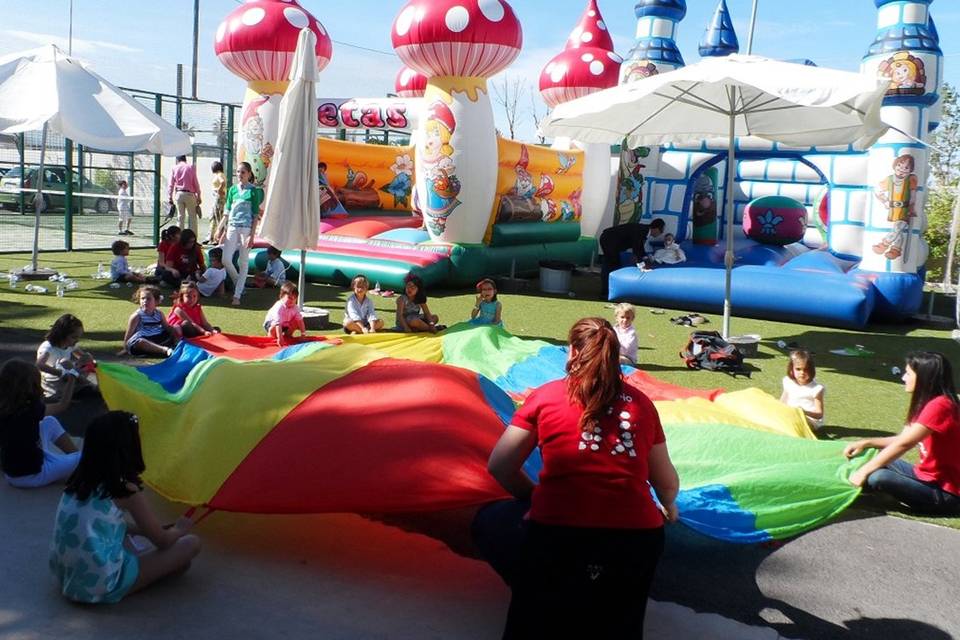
[2,248,959,530]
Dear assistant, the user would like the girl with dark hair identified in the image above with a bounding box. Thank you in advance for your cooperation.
[160,228,205,287]
[469,278,503,326]
[50,411,201,604]
[216,161,264,306]
[396,274,441,332]
[846,351,960,515]
[36,314,95,400]
[155,225,181,283]
[0,359,80,488]
[473,317,680,639]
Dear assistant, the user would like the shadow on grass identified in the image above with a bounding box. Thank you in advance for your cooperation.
[820,424,895,440]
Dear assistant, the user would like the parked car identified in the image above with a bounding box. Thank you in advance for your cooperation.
[0,166,116,214]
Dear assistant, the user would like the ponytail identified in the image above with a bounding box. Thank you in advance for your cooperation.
[566,317,623,433]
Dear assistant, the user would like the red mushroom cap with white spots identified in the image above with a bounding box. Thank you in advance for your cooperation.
[539,48,622,108]
[565,0,614,52]
[391,0,523,79]
[395,66,427,98]
[215,0,332,83]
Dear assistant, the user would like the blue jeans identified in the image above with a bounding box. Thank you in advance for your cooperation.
[867,459,960,515]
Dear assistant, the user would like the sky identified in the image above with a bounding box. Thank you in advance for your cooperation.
[2,0,960,140]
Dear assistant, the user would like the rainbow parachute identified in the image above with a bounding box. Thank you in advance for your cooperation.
[97,325,871,544]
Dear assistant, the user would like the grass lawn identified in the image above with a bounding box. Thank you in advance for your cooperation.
[2,248,959,530]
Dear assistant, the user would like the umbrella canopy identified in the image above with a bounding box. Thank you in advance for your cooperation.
[540,54,889,337]
[259,29,321,307]
[0,45,191,155]
[260,28,320,251]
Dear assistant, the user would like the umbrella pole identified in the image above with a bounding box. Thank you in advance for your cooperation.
[298,249,306,311]
[722,106,736,340]
[31,122,49,273]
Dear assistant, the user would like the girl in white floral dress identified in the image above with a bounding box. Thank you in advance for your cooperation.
[49,411,200,603]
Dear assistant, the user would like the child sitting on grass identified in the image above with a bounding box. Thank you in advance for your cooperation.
[344,274,383,334]
[111,240,150,284]
[36,314,96,400]
[780,349,825,430]
[196,247,227,298]
[613,302,638,365]
[264,282,307,347]
[0,359,80,489]
[397,275,442,333]
[160,229,205,287]
[49,411,201,604]
[252,246,287,288]
[155,226,181,283]
[469,278,503,326]
[120,286,181,358]
[167,282,218,339]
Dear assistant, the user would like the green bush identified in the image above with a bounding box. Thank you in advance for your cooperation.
[923,186,959,283]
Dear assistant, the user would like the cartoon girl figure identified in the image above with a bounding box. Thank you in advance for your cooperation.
[873,154,918,261]
[880,52,926,95]
[420,101,460,235]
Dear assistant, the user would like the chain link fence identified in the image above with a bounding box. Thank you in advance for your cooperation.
[0,90,237,254]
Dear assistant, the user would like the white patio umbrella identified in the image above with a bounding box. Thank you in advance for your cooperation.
[541,54,889,338]
[0,45,192,274]
[259,29,320,310]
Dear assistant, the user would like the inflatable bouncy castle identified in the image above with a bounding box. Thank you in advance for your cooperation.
[214,0,943,327]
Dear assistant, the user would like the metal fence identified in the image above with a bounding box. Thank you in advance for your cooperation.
[0,90,237,254]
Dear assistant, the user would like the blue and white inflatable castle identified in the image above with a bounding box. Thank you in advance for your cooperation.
[607,0,943,329]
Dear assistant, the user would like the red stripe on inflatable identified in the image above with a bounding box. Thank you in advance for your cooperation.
[624,370,724,401]
[310,240,447,266]
[189,333,340,361]
[208,359,510,514]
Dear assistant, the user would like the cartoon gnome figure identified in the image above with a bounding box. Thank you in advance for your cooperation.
[873,154,918,261]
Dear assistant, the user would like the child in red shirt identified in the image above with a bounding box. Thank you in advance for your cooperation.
[167,282,217,339]
[846,351,960,514]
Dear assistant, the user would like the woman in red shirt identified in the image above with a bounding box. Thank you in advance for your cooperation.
[473,317,679,639]
[845,351,960,515]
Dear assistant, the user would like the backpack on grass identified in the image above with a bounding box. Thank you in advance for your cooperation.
[680,331,749,377]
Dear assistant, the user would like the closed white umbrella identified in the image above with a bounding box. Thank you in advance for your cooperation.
[0,45,192,273]
[540,54,889,338]
[259,28,320,310]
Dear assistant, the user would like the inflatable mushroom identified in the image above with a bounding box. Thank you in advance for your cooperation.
[391,0,523,243]
[395,66,427,99]
[539,0,622,239]
[215,0,332,185]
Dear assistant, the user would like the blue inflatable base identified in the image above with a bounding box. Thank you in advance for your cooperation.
[609,242,923,329]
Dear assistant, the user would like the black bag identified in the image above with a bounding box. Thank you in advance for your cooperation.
[680,331,749,377]
[166,202,177,219]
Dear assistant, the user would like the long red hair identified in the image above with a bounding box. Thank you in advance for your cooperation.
[566,317,623,432]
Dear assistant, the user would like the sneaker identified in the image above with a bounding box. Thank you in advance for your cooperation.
[126,230,136,236]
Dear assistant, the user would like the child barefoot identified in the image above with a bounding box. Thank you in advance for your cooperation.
[397,275,441,333]
[344,274,384,334]
[781,349,825,430]
[613,302,638,365]
[252,246,287,288]
[49,411,201,604]
[111,240,149,284]
[0,359,80,488]
[196,247,228,298]
[167,282,218,339]
[264,282,307,347]
[121,286,181,358]
[470,278,503,326]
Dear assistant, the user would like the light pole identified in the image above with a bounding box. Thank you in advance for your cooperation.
[746,0,759,55]
[191,0,199,98]
[68,0,73,55]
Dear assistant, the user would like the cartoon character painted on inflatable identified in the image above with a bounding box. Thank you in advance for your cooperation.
[873,154,918,261]
[497,145,541,222]
[381,153,414,208]
[240,96,278,186]
[616,148,648,225]
[691,169,719,245]
[622,60,659,84]
[879,52,927,96]
[420,101,461,236]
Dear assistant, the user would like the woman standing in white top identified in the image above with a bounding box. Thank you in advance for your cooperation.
[781,349,825,430]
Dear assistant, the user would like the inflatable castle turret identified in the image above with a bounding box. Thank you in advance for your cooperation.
[622,0,686,83]
[391,0,523,243]
[857,0,941,312]
[699,0,739,58]
[539,0,622,238]
[215,0,331,186]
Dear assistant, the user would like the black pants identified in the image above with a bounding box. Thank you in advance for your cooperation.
[472,499,665,639]
[599,223,650,299]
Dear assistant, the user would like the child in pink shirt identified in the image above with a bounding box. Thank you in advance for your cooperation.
[263,282,307,347]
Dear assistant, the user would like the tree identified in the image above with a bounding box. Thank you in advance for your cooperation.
[528,84,548,145]
[929,83,959,188]
[492,76,524,139]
